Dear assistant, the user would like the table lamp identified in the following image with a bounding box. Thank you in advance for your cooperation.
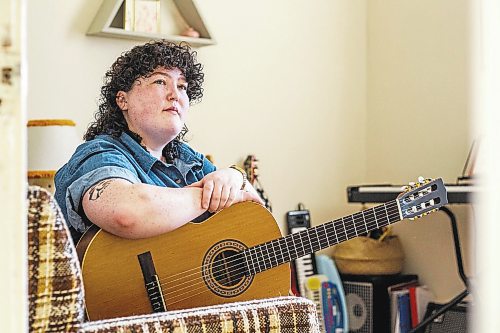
[27,119,81,193]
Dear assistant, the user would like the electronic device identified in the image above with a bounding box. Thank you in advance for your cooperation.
[286,204,318,296]
[347,184,473,204]
[316,254,349,332]
[304,275,347,333]
[423,302,468,333]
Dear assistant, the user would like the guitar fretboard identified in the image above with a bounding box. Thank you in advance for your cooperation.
[243,200,401,275]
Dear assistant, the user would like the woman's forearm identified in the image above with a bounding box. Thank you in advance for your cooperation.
[82,179,207,239]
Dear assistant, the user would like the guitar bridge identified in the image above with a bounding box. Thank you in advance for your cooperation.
[138,251,167,312]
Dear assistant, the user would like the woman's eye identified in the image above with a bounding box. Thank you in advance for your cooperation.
[154,79,166,85]
[178,84,188,91]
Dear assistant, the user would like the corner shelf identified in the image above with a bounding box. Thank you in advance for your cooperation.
[87,0,215,47]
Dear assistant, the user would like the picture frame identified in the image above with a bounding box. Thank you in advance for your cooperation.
[124,0,160,33]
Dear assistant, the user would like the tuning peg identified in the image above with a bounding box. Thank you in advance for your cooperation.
[421,177,433,185]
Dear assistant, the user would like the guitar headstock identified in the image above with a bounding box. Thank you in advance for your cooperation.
[244,155,259,184]
[243,155,273,212]
[398,178,448,220]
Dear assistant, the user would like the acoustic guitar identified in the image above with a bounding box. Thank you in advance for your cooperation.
[77,178,447,320]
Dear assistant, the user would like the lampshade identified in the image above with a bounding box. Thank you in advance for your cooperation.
[27,119,82,192]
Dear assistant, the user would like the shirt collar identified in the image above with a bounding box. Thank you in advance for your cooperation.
[119,132,204,172]
[119,132,159,172]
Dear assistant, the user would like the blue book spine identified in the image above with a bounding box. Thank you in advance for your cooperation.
[398,292,411,333]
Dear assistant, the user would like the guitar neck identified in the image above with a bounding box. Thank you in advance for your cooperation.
[244,200,402,275]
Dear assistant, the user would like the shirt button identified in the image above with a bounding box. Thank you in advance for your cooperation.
[175,179,182,184]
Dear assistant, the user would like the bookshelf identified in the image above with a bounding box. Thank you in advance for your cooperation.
[87,0,215,47]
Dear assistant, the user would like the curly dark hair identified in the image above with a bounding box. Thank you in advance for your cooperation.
[84,40,204,161]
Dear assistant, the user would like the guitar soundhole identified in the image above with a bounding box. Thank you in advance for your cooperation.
[202,239,254,298]
[212,250,245,287]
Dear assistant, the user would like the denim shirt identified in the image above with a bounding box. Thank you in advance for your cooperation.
[54,132,216,241]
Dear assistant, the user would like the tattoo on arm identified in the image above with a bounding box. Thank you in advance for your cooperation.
[88,179,114,201]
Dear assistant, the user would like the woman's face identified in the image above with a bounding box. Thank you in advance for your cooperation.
[117,67,190,149]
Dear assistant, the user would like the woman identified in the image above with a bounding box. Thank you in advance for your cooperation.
[55,40,263,242]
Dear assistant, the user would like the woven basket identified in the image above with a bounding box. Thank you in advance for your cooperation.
[332,236,404,275]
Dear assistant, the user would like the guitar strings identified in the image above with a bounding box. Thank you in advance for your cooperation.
[172,201,397,280]
[159,207,402,306]
[156,200,399,287]
[151,203,401,304]
[156,202,399,294]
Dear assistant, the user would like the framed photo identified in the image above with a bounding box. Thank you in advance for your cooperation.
[123,0,160,33]
[123,0,134,31]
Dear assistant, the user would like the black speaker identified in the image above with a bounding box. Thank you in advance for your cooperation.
[422,302,468,333]
[342,274,418,333]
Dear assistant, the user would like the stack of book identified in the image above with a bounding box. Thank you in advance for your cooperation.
[389,279,434,333]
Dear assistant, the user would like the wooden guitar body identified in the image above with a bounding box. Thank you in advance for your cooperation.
[78,202,290,320]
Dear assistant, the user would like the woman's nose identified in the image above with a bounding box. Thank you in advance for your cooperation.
[167,85,180,101]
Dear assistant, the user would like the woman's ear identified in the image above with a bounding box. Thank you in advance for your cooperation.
[116,91,128,111]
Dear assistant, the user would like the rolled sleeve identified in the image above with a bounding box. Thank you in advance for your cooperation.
[64,166,140,233]
[201,156,216,174]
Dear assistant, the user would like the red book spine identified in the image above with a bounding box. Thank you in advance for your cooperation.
[409,286,419,328]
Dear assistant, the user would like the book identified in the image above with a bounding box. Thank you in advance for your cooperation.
[409,286,419,328]
[388,279,419,333]
[397,291,411,333]
[391,289,409,333]
[409,285,434,328]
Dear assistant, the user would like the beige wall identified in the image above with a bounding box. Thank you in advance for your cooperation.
[26,0,471,307]
[367,0,470,182]
[367,0,472,302]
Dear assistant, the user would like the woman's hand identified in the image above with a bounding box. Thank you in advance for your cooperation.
[187,168,264,212]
